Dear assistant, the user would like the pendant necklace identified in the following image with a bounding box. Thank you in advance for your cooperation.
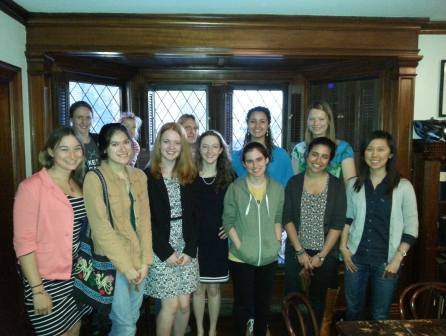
[201,175,216,185]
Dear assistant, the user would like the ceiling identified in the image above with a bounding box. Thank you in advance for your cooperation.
[12,0,446,21]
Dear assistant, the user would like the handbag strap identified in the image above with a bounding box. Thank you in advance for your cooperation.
[92,169,114,228]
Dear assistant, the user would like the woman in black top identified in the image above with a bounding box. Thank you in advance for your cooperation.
[192,130,235,336]
[283,137,346,326]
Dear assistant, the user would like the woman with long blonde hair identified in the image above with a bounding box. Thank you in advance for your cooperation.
[291,101,356,182]
[144,122,199,336]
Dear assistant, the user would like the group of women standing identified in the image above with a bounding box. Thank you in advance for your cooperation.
[13,100,418,336]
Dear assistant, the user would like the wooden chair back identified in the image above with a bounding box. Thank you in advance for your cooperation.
[399,281,446,319]
[282,292,319,336]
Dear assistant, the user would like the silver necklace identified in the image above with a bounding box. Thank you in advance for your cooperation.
[201,175,216,185]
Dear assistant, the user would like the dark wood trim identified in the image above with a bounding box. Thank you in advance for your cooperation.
[0,0,29,26]
[26,14,422,57]
[0,60,26,188]
[50,55,137,82]
[421,21,446,34]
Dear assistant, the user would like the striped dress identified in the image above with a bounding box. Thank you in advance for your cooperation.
[23,196,92,336]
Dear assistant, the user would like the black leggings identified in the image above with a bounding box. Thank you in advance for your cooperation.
[229,261,276,336]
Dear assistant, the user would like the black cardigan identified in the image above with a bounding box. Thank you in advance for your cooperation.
[282,172,346,253]
[145,169,198,261]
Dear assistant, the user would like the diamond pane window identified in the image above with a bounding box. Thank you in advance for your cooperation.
[148,89,207,144]
[69,81,121,133]
[232,89,284,150]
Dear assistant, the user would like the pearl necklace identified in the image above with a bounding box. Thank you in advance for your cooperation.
[201,175,216,185]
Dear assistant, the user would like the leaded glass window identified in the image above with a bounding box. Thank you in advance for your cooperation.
[147,88,207,145]
[69,81,121,133]
[232,89,284,150]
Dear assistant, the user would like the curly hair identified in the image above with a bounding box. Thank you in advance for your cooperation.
[150,122,196,184]
[195,130,235,191]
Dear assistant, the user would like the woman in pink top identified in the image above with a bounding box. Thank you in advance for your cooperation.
[13,127,91,336]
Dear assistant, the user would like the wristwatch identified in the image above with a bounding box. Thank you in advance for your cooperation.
[399,250,407,257]
[316,253,325,262]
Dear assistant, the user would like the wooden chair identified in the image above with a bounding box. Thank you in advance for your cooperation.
[282,293,319,336]
[399,281,446,319]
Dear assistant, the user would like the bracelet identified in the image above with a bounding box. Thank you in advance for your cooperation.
[316,253,325,262]
[31,282,42,289]
[295,249,306,257]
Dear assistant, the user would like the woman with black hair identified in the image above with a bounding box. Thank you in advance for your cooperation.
[340,130,418,321]
[231,106,293,188]
[84,123,152,335]
[283,137,346,326]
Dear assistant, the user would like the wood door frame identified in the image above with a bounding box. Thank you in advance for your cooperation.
[0,60,25,188]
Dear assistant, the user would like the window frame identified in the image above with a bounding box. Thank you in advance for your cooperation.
[229,83,289,151]
[57,73,126,130]
[146,83,210,147]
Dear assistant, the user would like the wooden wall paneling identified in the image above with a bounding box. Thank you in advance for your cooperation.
[208,84,230,135]
[421,21,446,34]
[26,53,54,171]
[392,60,418,178]
[0,62,26,189]
[26,15,422,57]
[412,143,446,281]
[0,60,28,334]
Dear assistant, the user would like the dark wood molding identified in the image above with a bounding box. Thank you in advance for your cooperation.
[50,55,137,82]
[421,21,446,34]
[0,60,26,188]
[26,53,54,171]
[0,0,29,26]
[26,14,422,57]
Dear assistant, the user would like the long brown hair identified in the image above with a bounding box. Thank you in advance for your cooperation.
[243,106,275,158]
[150,122,196,184]
[195,130,235,191]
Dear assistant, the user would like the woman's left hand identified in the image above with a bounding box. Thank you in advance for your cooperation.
[177,253,192,266]
[310,255,323,268]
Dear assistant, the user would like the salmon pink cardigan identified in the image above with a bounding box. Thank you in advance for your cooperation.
[13,168,75,280]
